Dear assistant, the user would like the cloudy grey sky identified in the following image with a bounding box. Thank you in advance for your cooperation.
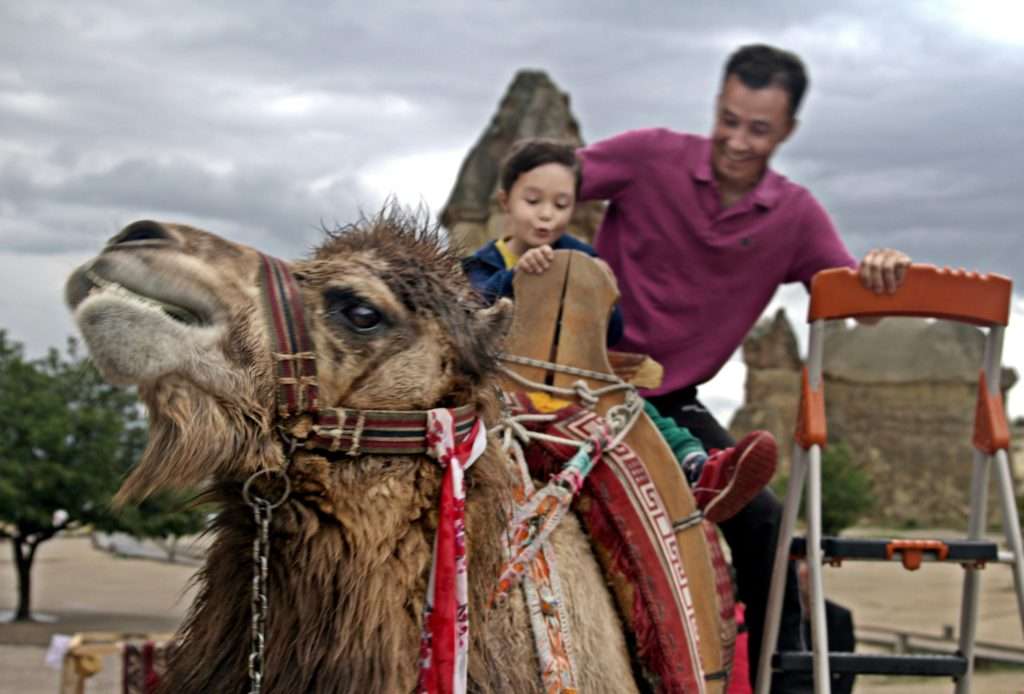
[2,1,1022,420]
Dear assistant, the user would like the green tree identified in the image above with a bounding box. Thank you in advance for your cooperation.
[96,490,210,563]
[772,440,875,536]
[0,331,205,621]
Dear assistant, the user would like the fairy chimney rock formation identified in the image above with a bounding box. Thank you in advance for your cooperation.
[440,70,604,253]
[729,309,803,445]
[744,308,802,371]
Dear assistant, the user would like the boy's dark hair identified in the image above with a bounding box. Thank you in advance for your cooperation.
[724,44,808,118]
[499,138,581,194]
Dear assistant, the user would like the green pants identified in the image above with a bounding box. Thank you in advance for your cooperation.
[642,399,705,465]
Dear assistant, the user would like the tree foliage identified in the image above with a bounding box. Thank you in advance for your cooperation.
[772,440,875,536]
[0,331,206,620]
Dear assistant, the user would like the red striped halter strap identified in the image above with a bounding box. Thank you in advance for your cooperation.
[256,252,476,454]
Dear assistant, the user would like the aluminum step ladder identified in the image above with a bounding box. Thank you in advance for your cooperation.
[755,264,1024,693]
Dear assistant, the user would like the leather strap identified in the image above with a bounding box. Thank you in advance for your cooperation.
[258,253,319,418]
[258,252,479,456]
[309,404,477,455]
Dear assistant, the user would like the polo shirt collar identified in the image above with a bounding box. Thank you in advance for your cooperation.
[690,136,784,209]
[752,172,783,209]
[690,137,715,183]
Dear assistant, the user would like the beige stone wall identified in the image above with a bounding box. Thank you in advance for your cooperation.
[824,379,978,525]
[730,312,1019,527]
[730,368,801,468]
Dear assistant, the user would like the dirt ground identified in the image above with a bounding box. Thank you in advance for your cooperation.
[1,534,1021,693]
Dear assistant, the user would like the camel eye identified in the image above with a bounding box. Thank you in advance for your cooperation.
[342,304,382,332]
[323,288,385,335]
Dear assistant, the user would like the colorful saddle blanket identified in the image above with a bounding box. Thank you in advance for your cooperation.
[509,396,736,693]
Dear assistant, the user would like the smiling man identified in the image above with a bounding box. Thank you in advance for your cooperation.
[577,44,910,691]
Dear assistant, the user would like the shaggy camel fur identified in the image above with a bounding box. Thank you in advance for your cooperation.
[66,214,640,693]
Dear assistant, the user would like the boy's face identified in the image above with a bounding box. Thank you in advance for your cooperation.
[711,74,796,192]
[500,162,575,252]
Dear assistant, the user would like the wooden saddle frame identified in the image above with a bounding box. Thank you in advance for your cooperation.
[498,249,734,693]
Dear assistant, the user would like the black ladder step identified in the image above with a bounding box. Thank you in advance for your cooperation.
[774,651,968,676]
[790,536,998,565]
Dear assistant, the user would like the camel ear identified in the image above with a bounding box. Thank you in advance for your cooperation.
[480,297,514,341]
[454,298,514,383]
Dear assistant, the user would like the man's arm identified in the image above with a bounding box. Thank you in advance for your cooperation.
[577,128,662,201]
[786,193,858,288]
[787,193,911,295]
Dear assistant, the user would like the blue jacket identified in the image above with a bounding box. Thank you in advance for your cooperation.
[462,234,625,346]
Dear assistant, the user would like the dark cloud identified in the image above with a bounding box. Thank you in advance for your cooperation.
[3,2,1019,253]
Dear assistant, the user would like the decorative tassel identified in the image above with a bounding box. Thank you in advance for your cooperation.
[418,410,486,694]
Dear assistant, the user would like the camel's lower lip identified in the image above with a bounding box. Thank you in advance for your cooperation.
[84,268,206,326]
[67,257,226,386]
[66,255,216,329]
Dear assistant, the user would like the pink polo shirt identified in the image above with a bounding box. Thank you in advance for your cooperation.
[579,128,856,396]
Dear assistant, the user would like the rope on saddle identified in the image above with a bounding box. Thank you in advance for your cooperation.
[498,354,630,410]
[492,410,599,694]
[493,353,647,592]
[497,352,643,450]
[492,419,608,599]
[490,353,649,694]
[499,353,620,383]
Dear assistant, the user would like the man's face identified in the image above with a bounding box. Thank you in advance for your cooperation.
[711,74,796,191]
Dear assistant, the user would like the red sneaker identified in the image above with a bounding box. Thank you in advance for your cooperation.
[693,430,777,523]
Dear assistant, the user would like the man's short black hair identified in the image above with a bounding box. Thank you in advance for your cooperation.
[724,44,808,118]
[499,138,581,194]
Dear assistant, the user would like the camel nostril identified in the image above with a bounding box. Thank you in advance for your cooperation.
[109,220,173,246]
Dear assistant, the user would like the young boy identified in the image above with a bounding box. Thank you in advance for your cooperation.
[462,138,776,523]
[461,137,624,346]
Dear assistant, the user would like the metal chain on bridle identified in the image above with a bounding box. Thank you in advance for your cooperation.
[240,470,286,693]
[241,253,317,694]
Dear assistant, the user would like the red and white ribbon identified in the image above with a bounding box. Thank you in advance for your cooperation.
[418,409,487,694]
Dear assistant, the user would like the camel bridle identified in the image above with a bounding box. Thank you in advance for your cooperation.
[256,252,478,455]
[245,252,483,694]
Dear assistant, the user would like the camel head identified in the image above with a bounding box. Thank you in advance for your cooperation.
[65,213,512,503]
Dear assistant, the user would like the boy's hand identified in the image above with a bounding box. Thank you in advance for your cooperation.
[516,245,555,274]
[859,248,911,294]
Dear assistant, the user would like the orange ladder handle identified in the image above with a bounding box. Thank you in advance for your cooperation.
[808,264,1012,326]
[796,263,1013,451]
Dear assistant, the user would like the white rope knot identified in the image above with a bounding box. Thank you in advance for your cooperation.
[572,380,599,408]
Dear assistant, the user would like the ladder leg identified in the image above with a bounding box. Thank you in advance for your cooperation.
[806,444,832,694]
[955,449,991,694]
[755,444,808,694]
[993,449,1024,635]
